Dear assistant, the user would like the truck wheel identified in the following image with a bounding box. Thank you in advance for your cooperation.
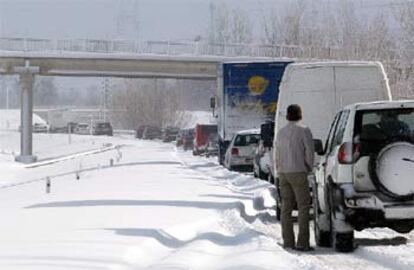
[333,231,354,252]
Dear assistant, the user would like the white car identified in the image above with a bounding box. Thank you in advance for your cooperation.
[224,129,260,171]
[312,100,414,252]
[75,123,91,135]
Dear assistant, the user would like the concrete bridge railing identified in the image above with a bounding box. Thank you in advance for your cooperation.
[0,37,344,59]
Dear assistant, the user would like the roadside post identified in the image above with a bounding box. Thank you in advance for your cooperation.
[46,177,51,193]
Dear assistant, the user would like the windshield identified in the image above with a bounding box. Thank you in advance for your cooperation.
[234,134,260,147]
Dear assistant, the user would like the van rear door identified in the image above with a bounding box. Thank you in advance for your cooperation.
[276,65,336,141]
[334,65,392,108]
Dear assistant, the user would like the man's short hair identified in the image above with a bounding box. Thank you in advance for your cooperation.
[286,104,302,121]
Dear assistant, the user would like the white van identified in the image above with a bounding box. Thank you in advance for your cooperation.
[274,61,392,143]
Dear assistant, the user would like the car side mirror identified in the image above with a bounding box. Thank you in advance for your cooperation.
[210,96,216,109]
[314,139,324,155]
[261,122,275,148]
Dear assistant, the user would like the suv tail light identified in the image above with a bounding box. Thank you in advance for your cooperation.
[231,148,239,156]
[338,142,361,164]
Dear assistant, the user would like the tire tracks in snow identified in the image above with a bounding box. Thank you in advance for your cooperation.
[174,149,414,270]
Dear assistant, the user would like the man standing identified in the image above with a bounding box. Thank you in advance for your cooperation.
[275,104,314,251]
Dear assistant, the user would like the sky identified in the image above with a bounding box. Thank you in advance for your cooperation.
[0,0,400,109]
[0,0,214,40]
[0,0,397,41]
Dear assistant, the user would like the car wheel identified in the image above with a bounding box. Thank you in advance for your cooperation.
[258,169,268,180]
[268,174,275,184]
[333,231,354,252]
[328,185,355,252]
[313,182,332,247]
[253,168,258,178]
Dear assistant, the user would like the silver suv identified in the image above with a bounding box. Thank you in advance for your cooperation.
[312,101,414,252]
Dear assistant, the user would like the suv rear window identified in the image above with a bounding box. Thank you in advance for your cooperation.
[234,134,260,147]
[354,108,414,155]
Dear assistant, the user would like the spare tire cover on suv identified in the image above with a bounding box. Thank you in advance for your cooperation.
[370,142,414,199]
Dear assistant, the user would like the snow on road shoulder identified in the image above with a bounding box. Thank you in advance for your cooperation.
[1,135,414,270]
[174,148,414,270]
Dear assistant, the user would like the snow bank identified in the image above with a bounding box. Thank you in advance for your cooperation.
[182,110,217,129]
[0,109,47,130]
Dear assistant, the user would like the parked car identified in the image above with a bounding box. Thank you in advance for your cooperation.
[224,129,260,171]
[176,129,191,147]
[182,129,195,151]
[136,125,148,139]
[204,133,219,157]
[49,126,68,133]
[19,123,49,133]
[162,127,180,142]
[176,129,185,147]
[75,123,91,135]
[92,122,113,136]
[193,124,218,155]
[312,100,414,252]
[67,122,78,133]
[33,122,49,133]
[143,126,162,140]
[253,121,274,180]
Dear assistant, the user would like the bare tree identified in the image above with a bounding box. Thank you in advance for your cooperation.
[207,1,252,45]
[111,79,191,129]
[393,2,414,97]
[34,76,58,107]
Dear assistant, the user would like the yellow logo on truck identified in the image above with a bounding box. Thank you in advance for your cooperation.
[248,76,269,96]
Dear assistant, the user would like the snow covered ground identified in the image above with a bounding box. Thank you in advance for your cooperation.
[0,132,414,270]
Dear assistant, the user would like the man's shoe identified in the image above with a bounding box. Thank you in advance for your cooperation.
[294,246,314,252]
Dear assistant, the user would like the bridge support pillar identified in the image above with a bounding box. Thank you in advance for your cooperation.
[14,61,40,164]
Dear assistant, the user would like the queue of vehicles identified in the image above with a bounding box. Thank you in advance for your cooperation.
[130,59,412,253]
[208,60,414,253]
[135,124,219,156]
[37,121,114,136]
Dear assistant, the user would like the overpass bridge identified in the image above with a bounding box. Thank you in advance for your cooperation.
[3,37,401,163]
[0,37,337,163]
